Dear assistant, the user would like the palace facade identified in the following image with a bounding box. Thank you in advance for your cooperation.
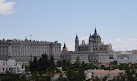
[0,39,61,65]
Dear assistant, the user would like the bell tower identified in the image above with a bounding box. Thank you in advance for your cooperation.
[89,33,92,43]
[75,34,79,51]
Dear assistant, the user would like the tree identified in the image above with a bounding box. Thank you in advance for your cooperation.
[56,74,68,81]
[29,57,38,71]
[81,61,86,70]
[66,60,71,66]
[93,76,101,81]
[41,53,49,71]
[111,64,137,81]
[38,57,42,72]
[56,60,62,67]
[111,73,126,81]
[125,65,136,81]
[66,67,85,81]
[2,74,28,81]
[100,65,105,69]
[73,56,81,71]
[33,57,38,70]
[37,75,51,81]
[62,59,68,71]
[102,76,108,81]
[49,55,55,68]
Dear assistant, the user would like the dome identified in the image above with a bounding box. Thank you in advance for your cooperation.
[92,33,101,39]
[91,28,101,39]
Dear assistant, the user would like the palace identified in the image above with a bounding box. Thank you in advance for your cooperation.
[0,39,61,65]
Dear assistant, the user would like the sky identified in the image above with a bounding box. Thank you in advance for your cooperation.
[0,0,137,51]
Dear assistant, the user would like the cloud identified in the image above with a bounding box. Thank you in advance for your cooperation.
[128,38,137,42]
[79,36,88,41]
[133,32,137,35]
[0,0,15,15]
[67,42,75,51]
[67,36,89,51]
[108,38,137,51]
[115,39,122,42]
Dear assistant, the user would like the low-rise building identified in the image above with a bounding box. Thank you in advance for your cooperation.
[85,69,125,80]
[0,59,25,74]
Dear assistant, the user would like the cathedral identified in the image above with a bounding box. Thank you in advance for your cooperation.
[62,28,115,65]
[75,28,112,52]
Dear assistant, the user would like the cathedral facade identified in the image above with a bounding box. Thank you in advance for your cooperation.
[75,28,112,52]
[62,28,114,65]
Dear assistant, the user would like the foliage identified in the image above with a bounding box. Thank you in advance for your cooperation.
[29,53,56,73]
[29,54,137,81]
[1,74,28,81]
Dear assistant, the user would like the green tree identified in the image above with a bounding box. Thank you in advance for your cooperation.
[2,74,28,81]
[41,53,49,71]
[102,76,108,81]
[100,65,105,69]
[56,74,68,81]
[29,57,38,71]
[93,76,101,81]
[73,56,81,71]
[125,65,136,81]
[56,60,62,67]
[66,60,71,66]
[49,55,55,68]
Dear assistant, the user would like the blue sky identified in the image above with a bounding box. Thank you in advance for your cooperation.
[0,0,137,51]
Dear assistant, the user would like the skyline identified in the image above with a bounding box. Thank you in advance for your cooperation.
[0,0,137,51]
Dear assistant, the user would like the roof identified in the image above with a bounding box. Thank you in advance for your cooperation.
[93,69,125,74]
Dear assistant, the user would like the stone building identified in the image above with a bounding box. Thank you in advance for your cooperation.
[85,69,125,80]
[62,28,114,65]
[75,28,112,52]
[116,53,137,65]
[0,59,25,74]
[0,39,61,65]
[62,43,68,52]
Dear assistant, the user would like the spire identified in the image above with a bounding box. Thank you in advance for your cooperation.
[76,34,78,38]
[63,43,66,48]
[94,26,97,34]
[75,34,79,45]
[62,42,68,52]
[89,32,92,38]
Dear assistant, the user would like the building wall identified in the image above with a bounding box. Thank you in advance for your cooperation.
[0,60,25,74]
[62,51,89,63]
[75,42,112,52]
[62,29,113,64]
[88,52,110,64]
[85,69,125,80]
[116,54,137,65]
[0,39,61,65]
[62,51,111,64]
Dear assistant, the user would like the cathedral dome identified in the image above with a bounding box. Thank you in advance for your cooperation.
[92,33,101,39]
[91,28,101,39]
